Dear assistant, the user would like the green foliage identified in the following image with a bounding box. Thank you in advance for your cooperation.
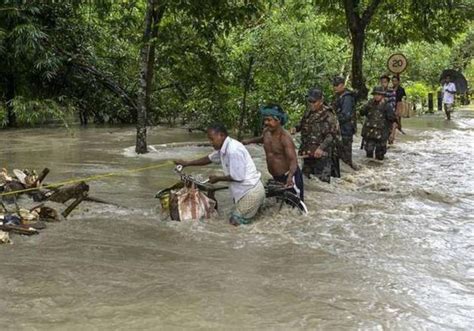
[364,40,452,87]
[7,96,72,128]
[405,81,431,109]
[371,0,473,45]
[0,102,6,127]
[0,0,472,132]
[450,24,474,70]
[220,5,347,127]
[465,59,474,88]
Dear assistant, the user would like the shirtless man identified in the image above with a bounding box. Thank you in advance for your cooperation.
[243,104,304,200]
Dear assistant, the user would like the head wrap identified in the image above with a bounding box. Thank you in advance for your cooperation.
[259,105,288,126]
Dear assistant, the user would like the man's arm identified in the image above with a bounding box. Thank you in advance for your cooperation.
[319,133,334,153]
[210,148,251,184]
[241,136,264,145]
[447,83,456,94]
[174,156,212,167]
[282,134,298,186]
[401,87,406,98]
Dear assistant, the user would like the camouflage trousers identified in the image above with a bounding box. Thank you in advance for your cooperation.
[364,139,387,160]
[302,156,332,183]
[339,136,353,167]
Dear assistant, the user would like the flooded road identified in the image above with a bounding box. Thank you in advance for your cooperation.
[0,107,473,330]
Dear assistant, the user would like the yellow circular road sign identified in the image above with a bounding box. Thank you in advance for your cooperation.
[387,53,408,74]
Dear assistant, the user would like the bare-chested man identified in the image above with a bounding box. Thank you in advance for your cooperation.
[243,104,304,200]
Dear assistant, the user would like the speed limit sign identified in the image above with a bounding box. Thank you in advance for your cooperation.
[387,53,408,74]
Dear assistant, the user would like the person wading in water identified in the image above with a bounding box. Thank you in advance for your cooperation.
[332,76,358,170]
[293,88,339,183]
[175,123,265,226]
[360,86,396,161]
[243,104,304,200]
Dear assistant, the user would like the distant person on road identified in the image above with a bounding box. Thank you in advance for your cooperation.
[442,75,457,120]
[389,75,407,144]
[380,74,397,144]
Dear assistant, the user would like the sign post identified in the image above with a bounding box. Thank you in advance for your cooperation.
[387,53,408,74]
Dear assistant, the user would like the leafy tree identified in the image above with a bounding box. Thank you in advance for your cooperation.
[216,2,346,134]
[0,1,137,127]
[0,0,471,138]
[314,0,473,99]
[134,0,265,153]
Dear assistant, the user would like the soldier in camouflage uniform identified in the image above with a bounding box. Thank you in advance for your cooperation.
[360,86,396,160]
[295,88,339,183]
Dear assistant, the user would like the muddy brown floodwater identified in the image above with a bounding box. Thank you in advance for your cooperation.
[0,107,473,330]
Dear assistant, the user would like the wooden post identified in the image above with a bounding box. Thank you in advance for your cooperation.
[428,93,434,113]
[437,91,442,111]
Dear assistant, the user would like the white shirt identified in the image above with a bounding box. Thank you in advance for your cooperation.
[208,137,261,202]
[443,82,456,104]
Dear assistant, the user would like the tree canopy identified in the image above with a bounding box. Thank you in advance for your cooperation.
[0,0,472,146]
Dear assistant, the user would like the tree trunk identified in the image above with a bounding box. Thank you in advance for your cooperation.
[237,56,255,140]
[135,0,157,154]
[350,29,368,100]
[145,5,164,119]
[343,0,382,101]
[6,74,16,127]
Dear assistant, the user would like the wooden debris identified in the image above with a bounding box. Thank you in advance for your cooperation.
[0,230,11,244]
[62,193,87,218]
[48,182,89,203]
[0,167,105,244]
[0,224,39,236]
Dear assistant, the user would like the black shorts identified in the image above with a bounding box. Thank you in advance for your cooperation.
[273,166,304,201]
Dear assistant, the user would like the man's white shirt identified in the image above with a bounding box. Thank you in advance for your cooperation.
[208,137,261,202]
[443,82,456,104]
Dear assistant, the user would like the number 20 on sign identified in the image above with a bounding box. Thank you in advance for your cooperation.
[387,53,408,74]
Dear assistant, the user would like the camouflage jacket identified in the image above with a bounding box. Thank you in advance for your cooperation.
[298,105,339,154]
[360,99,396,140]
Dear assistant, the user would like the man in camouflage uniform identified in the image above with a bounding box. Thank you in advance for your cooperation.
[360,86,396,160]
[332,76,357,169]
[295,88,339,183]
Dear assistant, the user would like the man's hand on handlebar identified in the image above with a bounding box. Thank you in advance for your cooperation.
[174,160,189,167]
[208,175,220,184]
